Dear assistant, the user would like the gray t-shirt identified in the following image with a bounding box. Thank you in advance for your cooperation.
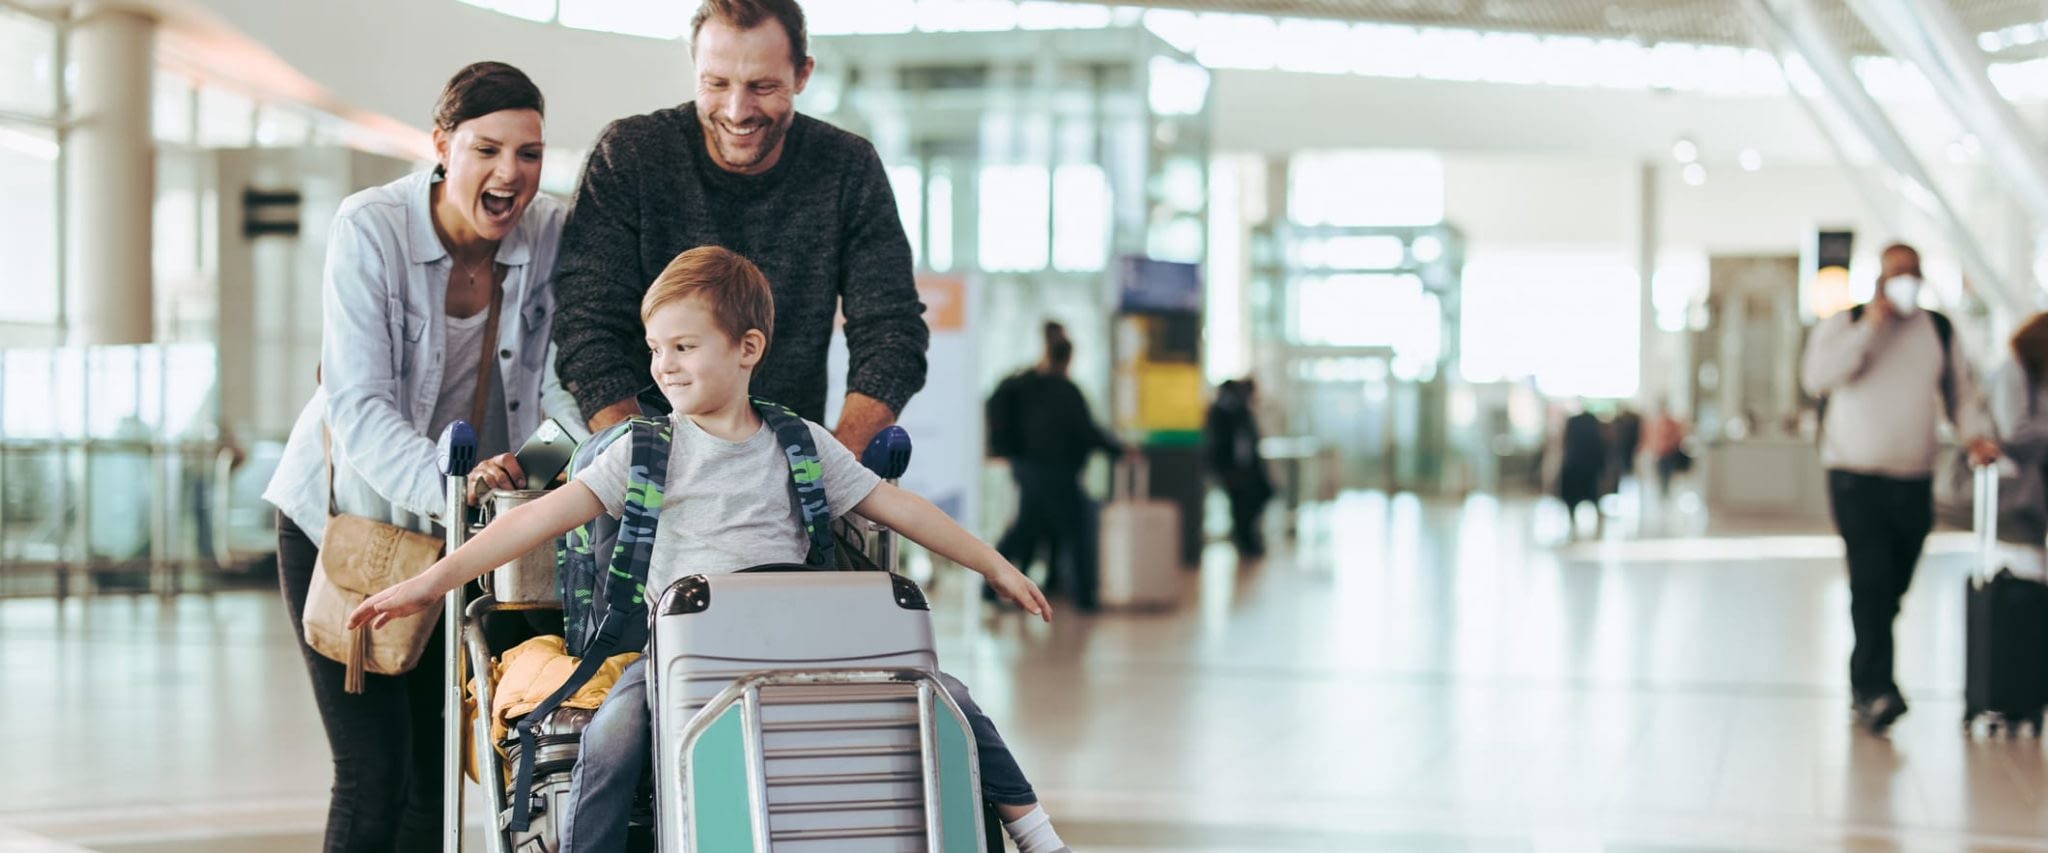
[574,413,882,596]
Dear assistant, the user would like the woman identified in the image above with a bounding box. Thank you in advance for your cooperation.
[262,62,572,852]
[1205,378,1273,557]
[1989,312,2048,581]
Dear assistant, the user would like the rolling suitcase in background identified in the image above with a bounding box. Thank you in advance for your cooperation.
[1963,464,2048,736]
[648,568,988,852]
[1097,457,1182,609]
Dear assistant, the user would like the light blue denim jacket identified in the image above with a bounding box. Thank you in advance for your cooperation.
[265,169,579,545]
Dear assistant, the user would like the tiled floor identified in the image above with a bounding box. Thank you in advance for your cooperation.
[4,490,2047,851]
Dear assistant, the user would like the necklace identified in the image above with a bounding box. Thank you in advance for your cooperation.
[454,250,496,291]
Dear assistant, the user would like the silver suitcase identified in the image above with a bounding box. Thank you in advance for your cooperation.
[647,568,987,852]
[1097,459,1182,609]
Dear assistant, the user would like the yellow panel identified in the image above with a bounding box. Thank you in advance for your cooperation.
[1136,362,1206,431]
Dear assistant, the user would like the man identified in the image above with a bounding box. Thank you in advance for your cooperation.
[1801,242,1998,735]
[985,322,1124,611]
[552,0,927,451]
[1205,378,1272,557]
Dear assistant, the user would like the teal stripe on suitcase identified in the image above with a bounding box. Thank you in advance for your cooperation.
[937,706,981,852]
[690,705,758,852]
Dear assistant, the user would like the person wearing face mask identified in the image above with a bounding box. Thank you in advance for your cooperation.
[262,62,576,852]
[551,0,928,453]
[1801,242,1999,735]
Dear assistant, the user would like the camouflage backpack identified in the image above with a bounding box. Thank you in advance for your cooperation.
[508,399,837,831]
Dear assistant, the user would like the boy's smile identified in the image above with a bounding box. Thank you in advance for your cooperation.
[644,294,765,431]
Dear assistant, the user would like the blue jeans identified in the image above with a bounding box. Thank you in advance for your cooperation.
[559,659,1036,853]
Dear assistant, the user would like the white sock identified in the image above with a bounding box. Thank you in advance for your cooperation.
[1002,805,1069,853]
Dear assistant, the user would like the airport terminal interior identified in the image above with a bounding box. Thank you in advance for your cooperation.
[7,0,2048,850]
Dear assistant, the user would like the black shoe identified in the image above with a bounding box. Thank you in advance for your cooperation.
[1860,692,1909,734]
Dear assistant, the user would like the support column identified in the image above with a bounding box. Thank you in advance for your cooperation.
[65,3,155,346]
[1636,161,1661,408]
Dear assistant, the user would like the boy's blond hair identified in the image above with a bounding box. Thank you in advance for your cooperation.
[640,246,776,351]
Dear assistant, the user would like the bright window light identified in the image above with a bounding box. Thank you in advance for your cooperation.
[1139,8,1201,54]
[1206,155,1249,384]
[978,164,1048,272]
[1460,249,1639,399]
[1352,23,1423,78]
[1274,19,1354,75]
[557,0,688,39]
[927,170,954,272]
[457,0,556,23]
[915,0,1018,33]
[810,0,915,35]
[1018,1,1112,30]
[1147,56,1209,116]
[1292,274,1441,377]
[1416,28,1488,82]
[1192,13,1282,70]
[1652,251,1707,333]
[1480,31,1547,85]
[457,0,2048,103]
[1289,151,1444,227]
[887,164,922,268]
[1052,164,1108,272]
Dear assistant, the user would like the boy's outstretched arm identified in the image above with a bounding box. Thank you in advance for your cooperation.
[348,482,608,630]
[854,483,1053,622]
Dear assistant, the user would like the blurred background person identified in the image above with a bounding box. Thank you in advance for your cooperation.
[1206,377,1273,558]
[984,321,1123,611]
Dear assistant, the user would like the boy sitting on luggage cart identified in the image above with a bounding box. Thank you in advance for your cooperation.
[349,246,1072,853]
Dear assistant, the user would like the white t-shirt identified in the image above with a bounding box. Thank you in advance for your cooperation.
[427,309,509,457]
[574,413,883,597]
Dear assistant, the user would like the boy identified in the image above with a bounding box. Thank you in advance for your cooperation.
[350,247,1070,853]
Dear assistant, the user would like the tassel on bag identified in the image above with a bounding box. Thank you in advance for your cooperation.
[345,626,368,694]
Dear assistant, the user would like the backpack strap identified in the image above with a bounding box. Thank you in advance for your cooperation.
[555,420,635,656]
[753,397,837,568]
[511,416,671,832]
[1929,309,1957,422]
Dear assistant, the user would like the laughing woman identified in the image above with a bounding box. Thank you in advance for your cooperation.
[262,62,574,852]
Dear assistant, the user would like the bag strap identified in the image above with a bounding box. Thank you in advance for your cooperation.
[510,415,670,832]
[753,397,836,569]
[469,267,505,432]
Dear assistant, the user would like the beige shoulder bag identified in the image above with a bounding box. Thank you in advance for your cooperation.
[304,273,502,693]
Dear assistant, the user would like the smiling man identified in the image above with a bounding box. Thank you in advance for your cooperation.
[552,0,928,452]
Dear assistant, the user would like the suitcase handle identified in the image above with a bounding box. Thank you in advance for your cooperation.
[1114,455,1150,502]
[1975,460,2000,577]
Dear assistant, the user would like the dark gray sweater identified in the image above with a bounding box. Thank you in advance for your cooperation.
[551,104,928,424]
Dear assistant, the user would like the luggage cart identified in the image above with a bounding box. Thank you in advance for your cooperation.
[442,422,986,852]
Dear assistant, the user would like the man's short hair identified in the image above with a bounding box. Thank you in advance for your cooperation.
[1881,242,1921,267]
[691,0,808,70]
[642,246,776,352]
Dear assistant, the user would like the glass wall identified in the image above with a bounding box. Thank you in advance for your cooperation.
[0,5,59,345]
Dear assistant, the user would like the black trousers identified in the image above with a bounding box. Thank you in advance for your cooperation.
[996,460,1098,609]
[1225,484,1268,556]
[1825,471,1933,701]
[277,511,445,853]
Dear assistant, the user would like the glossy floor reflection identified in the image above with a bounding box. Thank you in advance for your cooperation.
[5,491,2046,851]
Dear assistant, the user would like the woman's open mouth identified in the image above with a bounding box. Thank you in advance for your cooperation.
[481,188,518,220]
